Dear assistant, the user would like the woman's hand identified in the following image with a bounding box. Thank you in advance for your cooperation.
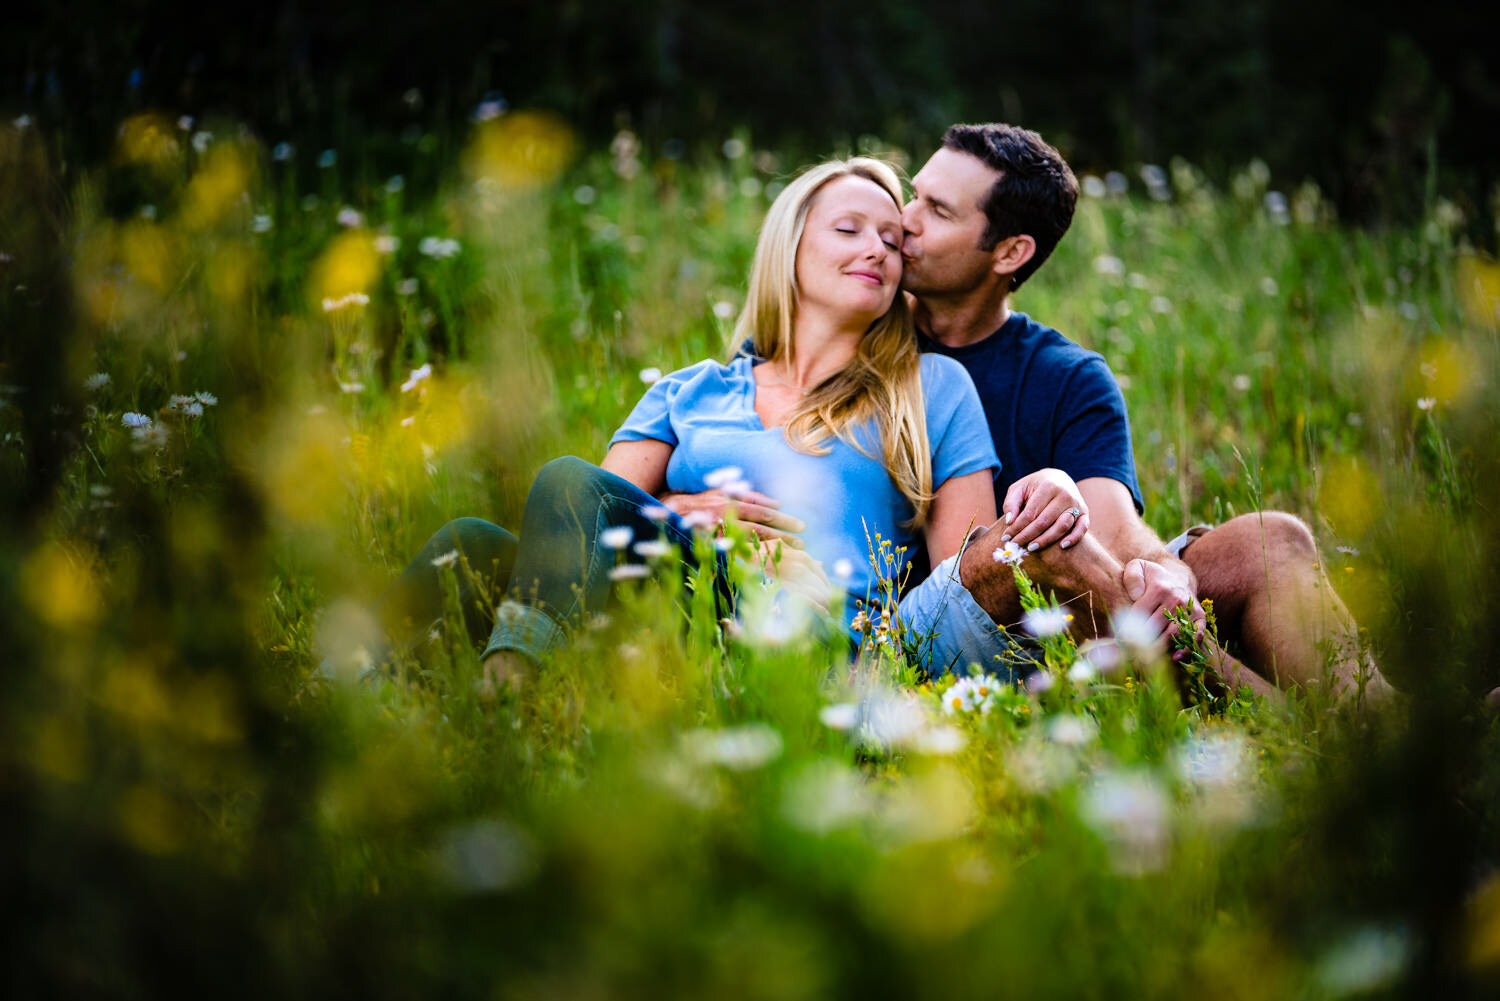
[662,489,806,546]
[1001,468,1089,552]
[750,539,834,615]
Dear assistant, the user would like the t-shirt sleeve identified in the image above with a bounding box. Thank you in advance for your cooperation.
[610,362,717,447]
[1052,355,1144,512]
[922,355,1001,488]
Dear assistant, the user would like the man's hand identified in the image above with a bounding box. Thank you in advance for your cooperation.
[1122,558,1205,657]
[662,489,806,546]
[1001,468,1090,551]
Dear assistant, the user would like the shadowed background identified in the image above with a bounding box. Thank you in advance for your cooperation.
[7,0,1499,233]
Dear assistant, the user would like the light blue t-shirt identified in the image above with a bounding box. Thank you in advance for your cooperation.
[610,353,999,632]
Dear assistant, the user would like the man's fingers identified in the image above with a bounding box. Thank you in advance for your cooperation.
[1148,608,1172,639]
[1129,594,1173,640]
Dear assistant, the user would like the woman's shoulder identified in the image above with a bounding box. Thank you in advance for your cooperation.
[650,355,749,398]
[918,352,979,391]
[657,355,749,385]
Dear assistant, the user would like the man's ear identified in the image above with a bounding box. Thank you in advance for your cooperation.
[991,234,1036,281]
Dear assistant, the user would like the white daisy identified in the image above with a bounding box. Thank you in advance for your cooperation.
[1023,605,1071,637]
[993,541,1026,565]
[599,526,634,550]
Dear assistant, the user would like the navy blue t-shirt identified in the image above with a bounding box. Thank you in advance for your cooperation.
[918,311,1143,514]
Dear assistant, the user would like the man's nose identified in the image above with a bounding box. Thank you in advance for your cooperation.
[900,202,920,233]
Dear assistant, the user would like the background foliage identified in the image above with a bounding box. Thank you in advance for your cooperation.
[7,0,1500,231]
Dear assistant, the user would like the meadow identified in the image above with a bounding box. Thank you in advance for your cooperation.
[4,108,1500,998]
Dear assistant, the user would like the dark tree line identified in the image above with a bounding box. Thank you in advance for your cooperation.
[8,0,1499,231]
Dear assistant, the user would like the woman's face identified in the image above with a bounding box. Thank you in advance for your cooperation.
[793,175,903,326]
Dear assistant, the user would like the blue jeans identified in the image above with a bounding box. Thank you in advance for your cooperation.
[380,457,715,665]
[897,552,1022,680]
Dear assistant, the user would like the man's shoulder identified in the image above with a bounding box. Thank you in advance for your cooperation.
[1010,312,1105,368]
[920,311,1101,368]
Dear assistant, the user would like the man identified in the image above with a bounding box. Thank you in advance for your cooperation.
[673,123,1389,702]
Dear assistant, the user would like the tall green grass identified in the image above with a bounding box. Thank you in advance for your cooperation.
[3,111,1498,998]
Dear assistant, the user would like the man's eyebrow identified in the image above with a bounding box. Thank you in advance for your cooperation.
[917,187,956,214]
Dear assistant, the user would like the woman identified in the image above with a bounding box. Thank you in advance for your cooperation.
[365,156,1083,686]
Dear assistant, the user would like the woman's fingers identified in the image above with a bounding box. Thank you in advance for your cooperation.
[1060,510,1089,549]
[735,489,781,509]
[742,522,805,547]
[1021,499,1080,550]
[1001,487,1047,543]
[1000,480,1029,529]
[1007,493,1090,551]
[1006,490,1066,547]
[730,502,805,535]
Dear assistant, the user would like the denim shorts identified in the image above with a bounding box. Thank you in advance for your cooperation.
[1164,524,1213,559]
[897,552,1020,680]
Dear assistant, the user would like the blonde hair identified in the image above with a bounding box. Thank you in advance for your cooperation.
[731,157,933,527]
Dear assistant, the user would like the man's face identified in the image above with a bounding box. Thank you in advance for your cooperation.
[900,147,1000,296]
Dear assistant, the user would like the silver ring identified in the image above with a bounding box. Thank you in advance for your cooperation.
[1066,507,1081,519]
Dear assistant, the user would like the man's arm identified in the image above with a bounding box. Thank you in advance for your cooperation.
[1078,476,1203,643]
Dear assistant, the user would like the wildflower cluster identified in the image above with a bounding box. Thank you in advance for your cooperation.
[942,673,1006,715]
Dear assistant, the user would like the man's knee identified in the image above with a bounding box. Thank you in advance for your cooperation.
[1214,511,1316,564]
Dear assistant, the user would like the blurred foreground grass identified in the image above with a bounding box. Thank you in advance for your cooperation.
[3,110,1500,999]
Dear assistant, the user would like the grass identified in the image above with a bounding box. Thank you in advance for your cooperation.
[3,109,1500,999]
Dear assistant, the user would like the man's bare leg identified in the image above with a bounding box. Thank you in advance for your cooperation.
[1182,511,1394,702]
[958,523,1131,634]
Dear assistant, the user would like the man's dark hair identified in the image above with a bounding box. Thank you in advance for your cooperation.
[941,123,1078,291]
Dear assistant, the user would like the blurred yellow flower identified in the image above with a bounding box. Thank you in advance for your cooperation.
[103,658,174,727]
[1468,873,1500,976]
[206,243,256,305]
[22,542,103,627]
[1412,337,1477,407]
[181,144,252,230]
[1457,255,1500,329]
[308,230,381,310]
[117,784,185,855]
[464,109,577,189]
[1318,457,1379,540]
[115,113,182,175]
[119,220,178,292]
[257,412,349,524]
